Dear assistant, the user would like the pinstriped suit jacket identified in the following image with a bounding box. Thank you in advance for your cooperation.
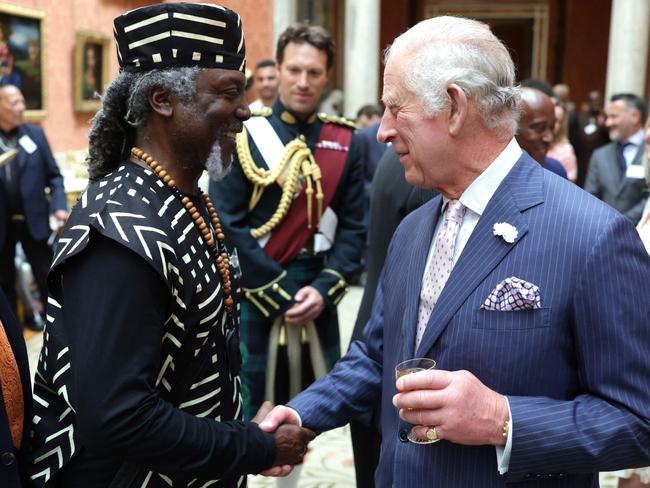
[288,153,650,487]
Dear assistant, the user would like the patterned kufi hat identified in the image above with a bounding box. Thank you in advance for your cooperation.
[113,2,245,73]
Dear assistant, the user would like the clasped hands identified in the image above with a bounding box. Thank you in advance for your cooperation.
[252,369,509,477]
[393,368,509,446]
[284,286,324,326]
[252,401,314,477]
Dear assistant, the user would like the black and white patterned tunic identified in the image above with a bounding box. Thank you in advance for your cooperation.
[29,162,270,487]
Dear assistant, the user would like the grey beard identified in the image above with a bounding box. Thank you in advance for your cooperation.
[205,141,232,181]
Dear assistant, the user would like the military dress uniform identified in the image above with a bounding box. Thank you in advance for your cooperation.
[210,99,366,418]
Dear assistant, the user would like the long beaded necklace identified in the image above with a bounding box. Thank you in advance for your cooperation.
[130,147,235,315]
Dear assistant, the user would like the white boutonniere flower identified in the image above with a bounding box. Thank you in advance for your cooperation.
[493,222,518,244]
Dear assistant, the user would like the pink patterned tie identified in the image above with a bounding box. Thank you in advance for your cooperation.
[415,199,466,349]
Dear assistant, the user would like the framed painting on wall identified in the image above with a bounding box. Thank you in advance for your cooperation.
[0,3,45,119]
[74,32,110,112]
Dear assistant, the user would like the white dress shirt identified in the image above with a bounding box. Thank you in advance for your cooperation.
[422,137,522,474]
[423,137,522,270]
[622,128,645,166]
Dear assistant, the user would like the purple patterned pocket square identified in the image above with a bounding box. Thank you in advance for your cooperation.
[481,276,541,311]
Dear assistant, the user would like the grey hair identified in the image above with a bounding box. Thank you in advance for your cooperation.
[87,67,201,181]
[384,16,521,138]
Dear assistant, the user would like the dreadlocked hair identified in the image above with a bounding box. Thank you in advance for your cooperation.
[87,66,201,181]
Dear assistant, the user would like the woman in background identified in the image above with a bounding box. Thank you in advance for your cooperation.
[548,101,578,182]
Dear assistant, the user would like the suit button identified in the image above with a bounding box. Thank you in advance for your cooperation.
[1,452,15,466]
[398,430,408,442]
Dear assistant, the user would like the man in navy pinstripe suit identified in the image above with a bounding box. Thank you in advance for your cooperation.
[259,16,650,487]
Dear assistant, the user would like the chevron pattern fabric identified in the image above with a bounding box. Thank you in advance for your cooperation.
[29,163,243,488]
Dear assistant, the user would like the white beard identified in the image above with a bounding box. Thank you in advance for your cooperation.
[205,141,232,181]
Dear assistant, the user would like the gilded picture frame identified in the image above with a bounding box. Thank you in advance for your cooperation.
[74,32,110,112]
[0,3,46,120]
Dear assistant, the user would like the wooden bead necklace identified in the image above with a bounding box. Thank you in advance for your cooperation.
[130,147,235,315]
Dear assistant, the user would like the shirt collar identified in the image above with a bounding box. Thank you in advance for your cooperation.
[441,138,522,217]
[625,128,645,147]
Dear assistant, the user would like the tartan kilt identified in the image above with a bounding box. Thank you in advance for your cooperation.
[239,255,341,420]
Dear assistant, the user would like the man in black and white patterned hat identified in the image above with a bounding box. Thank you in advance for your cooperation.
[28,3,314,487]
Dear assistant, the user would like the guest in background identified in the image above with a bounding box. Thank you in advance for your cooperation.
[516,86,568,178]
[356,103,382,129]
[575,90,610,186]
[548,101,577,182]
[0,84,67,332]
[249,59,279,112]
[356,103,387,200]
[210,23,365,424]
[584,93,647,224]
[553,83,575,113]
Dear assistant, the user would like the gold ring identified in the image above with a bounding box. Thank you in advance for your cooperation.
[426,426,438,441]
[300,445,307,456]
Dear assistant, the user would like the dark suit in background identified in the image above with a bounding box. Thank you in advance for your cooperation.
[0,290,32,487]
[356,122,386,199]
[573,110,610,187]
[584,142,647,223]
[350,147,436,488]
[0,123,66,317]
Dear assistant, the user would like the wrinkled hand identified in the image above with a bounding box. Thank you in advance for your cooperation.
[257,405,305,477]
[284,286,324,326]
[393,369,509,446]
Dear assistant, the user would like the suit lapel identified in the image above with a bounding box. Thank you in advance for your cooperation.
[415,155,544,357]
[401,196,442,358]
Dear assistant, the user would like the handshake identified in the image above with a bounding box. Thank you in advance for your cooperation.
[252,401,315,477]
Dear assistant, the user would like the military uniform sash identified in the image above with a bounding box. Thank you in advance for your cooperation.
[263,122,351,265]
[244,116,286,173]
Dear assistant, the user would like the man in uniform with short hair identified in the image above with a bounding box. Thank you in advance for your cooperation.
[210,24,365,421]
